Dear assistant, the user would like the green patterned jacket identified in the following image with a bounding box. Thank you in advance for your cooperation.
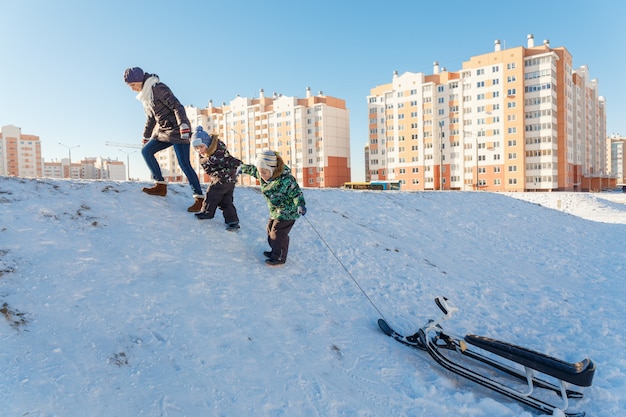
[240,163,306,220]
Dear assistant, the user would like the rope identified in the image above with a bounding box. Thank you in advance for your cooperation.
[302,215,386,320]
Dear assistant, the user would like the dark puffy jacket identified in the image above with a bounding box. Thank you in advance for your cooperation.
[240,160,306,220]
[198,137,242,184]
[142,79,190,144]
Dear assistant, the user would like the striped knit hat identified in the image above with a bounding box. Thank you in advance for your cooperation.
[255,150,278,172]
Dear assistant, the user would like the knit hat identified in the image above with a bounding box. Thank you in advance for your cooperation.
[255,150,278,172]
[190,126,212,148]
[123,67,145,83]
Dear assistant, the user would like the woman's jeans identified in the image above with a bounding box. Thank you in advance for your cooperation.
[141,139,202,196]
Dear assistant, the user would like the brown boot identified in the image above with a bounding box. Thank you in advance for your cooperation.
[142,181,167,196]
[187,196,204,212]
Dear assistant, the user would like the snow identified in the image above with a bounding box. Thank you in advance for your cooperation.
[1,176,625,417]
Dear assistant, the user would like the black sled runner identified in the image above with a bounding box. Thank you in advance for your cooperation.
[379,297,595,416]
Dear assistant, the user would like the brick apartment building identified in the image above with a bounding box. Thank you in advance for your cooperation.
[366,34,608,192]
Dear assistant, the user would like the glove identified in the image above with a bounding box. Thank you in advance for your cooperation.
[298,206,307,216]
[180,123,191,140]
[236,166,243,176]
[142,138,150,145]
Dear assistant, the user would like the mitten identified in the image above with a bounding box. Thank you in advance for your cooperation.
[298,206,307,216]
[180,123,191,140]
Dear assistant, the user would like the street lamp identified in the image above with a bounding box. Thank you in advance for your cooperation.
[119,149,136,180]
[58,142,80,179]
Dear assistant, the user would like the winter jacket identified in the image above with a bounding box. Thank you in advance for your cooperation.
[198,137,242,184]
[141,76,190,144]
[240,159,306,220]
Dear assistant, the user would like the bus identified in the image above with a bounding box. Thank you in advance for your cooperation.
[343,180,401,191]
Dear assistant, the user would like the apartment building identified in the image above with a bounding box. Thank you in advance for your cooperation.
[185,87,351,188]
[1,124,127,180]
[367,34,607,192]
[41,157,126,180]
[608,135,625,186]
[0,125,43,177]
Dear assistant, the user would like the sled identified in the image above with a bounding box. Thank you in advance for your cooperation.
[379,297,595,416]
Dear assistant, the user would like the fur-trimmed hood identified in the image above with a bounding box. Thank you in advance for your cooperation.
[270,155,287,180]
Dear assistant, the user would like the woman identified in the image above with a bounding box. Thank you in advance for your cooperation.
[123,67,203,212]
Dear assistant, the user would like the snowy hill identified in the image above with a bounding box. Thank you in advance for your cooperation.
[1,176,625,417]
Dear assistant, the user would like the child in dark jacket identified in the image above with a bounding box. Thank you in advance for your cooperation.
[239,150,306,265]
[190,127,242,232]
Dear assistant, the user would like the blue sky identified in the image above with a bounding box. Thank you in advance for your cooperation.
[1,0,624,181]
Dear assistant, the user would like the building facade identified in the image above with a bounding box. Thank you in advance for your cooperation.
[608,135,625,186]
[41,157,125,180]
[1,125,127,181]
[184,87,351,188]
[367,34,607,192]
[0,125,43,177]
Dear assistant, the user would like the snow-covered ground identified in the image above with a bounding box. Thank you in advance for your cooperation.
[1,176,625,417]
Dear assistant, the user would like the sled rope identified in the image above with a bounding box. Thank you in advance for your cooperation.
[302,215,386,320]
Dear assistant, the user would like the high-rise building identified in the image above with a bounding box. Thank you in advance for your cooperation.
[185,87,351,188]
[367,34,607,192]
[0,125,43,177]
[608,134,625,186]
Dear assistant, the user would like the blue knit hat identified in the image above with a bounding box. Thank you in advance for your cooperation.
[123,67,145,83]
[190,126,212,148]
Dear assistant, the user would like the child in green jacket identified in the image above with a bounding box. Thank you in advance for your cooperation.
[239,150,306,265]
